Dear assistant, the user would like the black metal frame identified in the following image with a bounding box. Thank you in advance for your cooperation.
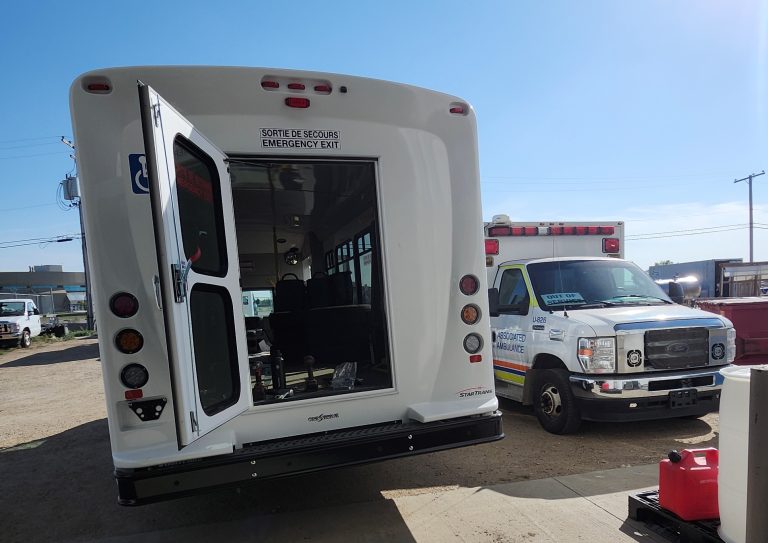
[115,412,503,506]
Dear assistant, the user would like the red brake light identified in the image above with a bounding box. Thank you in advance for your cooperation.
[485,239,499,255]
[603,237,620,253]
[261,81,279,89]
[488,226,510,236]
[287,83,305,90]
[285,97,310,108]
[459,275,480,295]
[110,292,139,318]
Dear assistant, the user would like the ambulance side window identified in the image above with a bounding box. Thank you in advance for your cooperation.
[497,268,530,315]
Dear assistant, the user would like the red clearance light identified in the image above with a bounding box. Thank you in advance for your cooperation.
[285,97,310,108]
[261,80,279,89]
[550,226,563,235]
[488,226,511,236]
[287,83,305,90]
[449,106,465,114]
[86,83,111,92]
[575,226,587,235]
[511,227,524,236]
[562,226,575,235]
[314,84,332,93]
[600,226,615,235]
[125,389,143,400]
[524,227,538,236]
[485,239,499,255]
[469,354,482,363]
[588,226,599,235]
[603,237,620,253]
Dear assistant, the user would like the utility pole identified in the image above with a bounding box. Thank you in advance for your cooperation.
[734,170,765,263]
[61,137,95,331]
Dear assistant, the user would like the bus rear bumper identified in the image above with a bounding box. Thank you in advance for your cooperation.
[115,411,503,505]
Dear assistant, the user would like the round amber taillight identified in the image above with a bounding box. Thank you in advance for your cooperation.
[461,304,481,325]
[115,329,144,354]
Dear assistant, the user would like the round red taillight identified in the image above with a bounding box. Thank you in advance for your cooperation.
[459,275,479,296]
[110,292,139,318]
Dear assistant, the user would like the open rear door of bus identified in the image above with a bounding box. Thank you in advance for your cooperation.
[139,83,250,448]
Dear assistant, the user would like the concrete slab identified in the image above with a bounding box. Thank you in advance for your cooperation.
[90,464,668,543]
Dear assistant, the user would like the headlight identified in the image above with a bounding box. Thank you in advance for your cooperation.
[10,323,19,333]
[726,327,737,363]
[578,337,616,373]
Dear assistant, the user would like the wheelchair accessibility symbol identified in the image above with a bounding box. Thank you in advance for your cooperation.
[129,154,150,194]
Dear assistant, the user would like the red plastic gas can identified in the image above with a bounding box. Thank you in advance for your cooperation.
[659,448,719,521]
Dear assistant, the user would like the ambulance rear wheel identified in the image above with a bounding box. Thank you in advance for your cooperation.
[533,369,581,434]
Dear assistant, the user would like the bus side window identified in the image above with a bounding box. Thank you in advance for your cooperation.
[497,268,530,316]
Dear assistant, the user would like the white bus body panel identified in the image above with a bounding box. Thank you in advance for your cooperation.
[70,67,497,469]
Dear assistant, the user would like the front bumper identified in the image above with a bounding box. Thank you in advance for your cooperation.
[115,412,504,506]
[569,367,725,422]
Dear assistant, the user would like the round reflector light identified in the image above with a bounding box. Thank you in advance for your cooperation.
[461,304,481,325]
[115,329,144,354]
[459,275,479,296]
[110,292,138,318]
[120,363,149,389]
[463,333,483,354]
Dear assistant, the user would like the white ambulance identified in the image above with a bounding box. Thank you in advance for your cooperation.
[69,66,502,505]
[484,216,734,434]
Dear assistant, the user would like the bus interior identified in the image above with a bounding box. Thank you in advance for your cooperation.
[228,159,392,404]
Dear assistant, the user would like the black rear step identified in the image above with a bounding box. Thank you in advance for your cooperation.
[115,412,503,505]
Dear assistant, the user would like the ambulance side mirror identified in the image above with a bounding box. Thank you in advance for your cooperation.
[488,288,500,317]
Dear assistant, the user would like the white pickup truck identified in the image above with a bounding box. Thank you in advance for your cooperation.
[0,299,42,348]
[485,217,735,434]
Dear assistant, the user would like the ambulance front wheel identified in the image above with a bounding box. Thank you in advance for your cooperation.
[533,369,581,434]
[19,329,31,348]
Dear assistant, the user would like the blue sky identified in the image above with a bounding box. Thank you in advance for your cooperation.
[1,0,765,272]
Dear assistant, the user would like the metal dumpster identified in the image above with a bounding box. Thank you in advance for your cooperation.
[697,297,768,365]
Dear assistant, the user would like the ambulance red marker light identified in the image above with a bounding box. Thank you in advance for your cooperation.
[459,275,480,295]
[603,238,620,253]
[287,83,305,90]
[449,106,465,114]
[600,226,615,235]
[524,227,538,236]
[87,83,111,92]
[314,84,332,93]
[488,226,510,236]
[550,227,563,235]
[261,81,279,89]
[588,226,599,235]
[469,355,482,363]
[485,239,499,255]
[562,226,575,235]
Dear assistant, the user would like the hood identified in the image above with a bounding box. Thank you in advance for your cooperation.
[563,304,730,335]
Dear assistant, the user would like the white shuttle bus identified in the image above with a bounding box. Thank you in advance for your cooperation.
[69,67,502,505]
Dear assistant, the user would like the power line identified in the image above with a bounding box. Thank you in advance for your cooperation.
[628,223,762,237]
[0,203,60,213]
[0,136,61,145]
[483,171,735,181]
[0,151,72,160]
[0,234,82,249]
[0,142,62,151]
[627,226,768,241]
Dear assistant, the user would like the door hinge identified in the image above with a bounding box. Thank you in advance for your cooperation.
[190,411,199,433]
[171,259,192,303]
[152,103,161,127]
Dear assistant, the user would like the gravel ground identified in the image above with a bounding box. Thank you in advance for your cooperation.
[0,338,719,542]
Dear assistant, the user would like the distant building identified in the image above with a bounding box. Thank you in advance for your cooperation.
[649,258,767,298]
[0,265,86,313]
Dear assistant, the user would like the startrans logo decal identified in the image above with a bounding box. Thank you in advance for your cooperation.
[307,413,340,423]
[457,386,494,399]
